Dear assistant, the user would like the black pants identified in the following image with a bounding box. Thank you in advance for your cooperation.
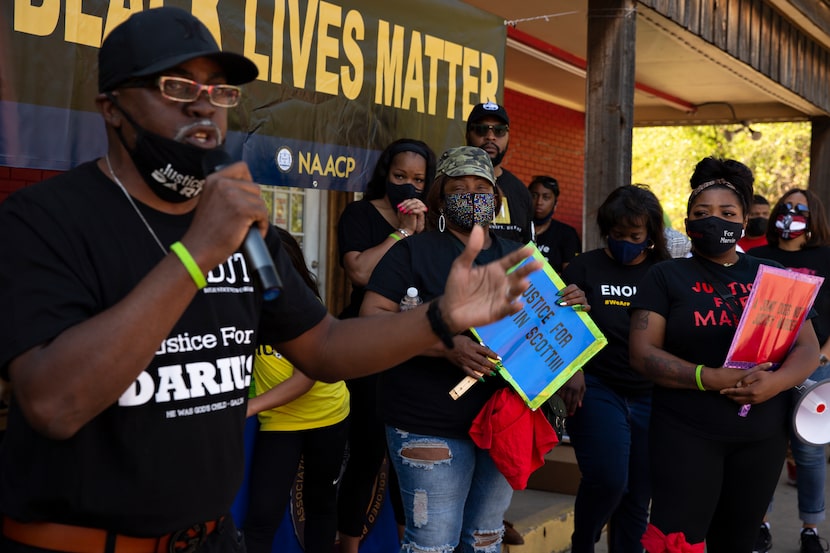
[648,413,787,553]
[243,418,349,553]
[336,375,404,538]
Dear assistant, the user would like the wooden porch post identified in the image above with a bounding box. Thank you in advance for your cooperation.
[584,0,637,250]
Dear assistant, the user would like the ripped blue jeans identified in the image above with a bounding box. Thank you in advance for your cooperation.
[385,426,513,553]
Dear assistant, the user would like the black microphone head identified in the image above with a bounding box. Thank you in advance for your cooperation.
[201,147,234,175]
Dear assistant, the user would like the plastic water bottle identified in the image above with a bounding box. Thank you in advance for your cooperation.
[399,287,423,311]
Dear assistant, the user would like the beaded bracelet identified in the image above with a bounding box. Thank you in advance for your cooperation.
[170,241,207,290]
[694,364,706,391]
[427,299,455,349]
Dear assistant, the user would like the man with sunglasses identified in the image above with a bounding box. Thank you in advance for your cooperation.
[465,102,533,244]
[0,8,540,553]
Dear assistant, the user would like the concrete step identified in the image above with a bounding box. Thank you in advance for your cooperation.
[503,488,576,553]
[502,443,581,553]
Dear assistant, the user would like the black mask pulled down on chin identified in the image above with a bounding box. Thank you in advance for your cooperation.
[109,95,221,203]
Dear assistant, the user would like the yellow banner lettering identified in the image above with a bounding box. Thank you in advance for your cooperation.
[375,20,404,108]
[270,0,286,83]
[65,0,101,47]
[480,52,499,103]
[340,9,364,100]
[461,47,480,121]
[315,1,341,96]
[401,31,424,113]
[14,0,60,37]
[443,41,462,119]
[288,0,319,89]
[423,35,443,116]
[242,0,269,80]
[193,0,222,48]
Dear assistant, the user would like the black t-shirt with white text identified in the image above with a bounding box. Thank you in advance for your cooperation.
[0,162,326,535]
[562,248,657,395]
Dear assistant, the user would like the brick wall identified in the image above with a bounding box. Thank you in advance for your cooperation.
[503,88,586,238]
[0,167,64,203]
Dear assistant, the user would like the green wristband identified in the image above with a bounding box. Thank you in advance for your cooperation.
[388,232,402,242]
[694,364,706,391]
[170,241,207,290]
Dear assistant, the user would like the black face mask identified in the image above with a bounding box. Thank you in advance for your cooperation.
[685,216,744,256]
[385,181,421,210]
[110,96,219,203]
[746,217,768,237]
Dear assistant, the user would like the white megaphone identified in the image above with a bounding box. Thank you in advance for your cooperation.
[792,378,830,446]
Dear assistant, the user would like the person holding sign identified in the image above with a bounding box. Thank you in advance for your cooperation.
[361,146,586,553]
[559,184,670,553]
[747,188,830,553]
[629,157,820,553]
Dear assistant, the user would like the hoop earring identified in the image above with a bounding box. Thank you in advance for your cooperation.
[438,212,446,233]
[806,230,813,240]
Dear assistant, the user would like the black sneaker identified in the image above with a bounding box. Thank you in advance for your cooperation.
[753,524,772,553]
[801,528,830,553]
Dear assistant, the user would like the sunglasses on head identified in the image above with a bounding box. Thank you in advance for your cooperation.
[784,202,810,214]
[469,123,509,138]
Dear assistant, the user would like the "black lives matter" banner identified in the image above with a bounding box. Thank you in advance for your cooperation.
[1,0,505,190]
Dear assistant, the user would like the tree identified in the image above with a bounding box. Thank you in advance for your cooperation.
[632,122,811,227]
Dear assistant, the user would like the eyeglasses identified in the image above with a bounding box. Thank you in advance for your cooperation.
[122,76,242,107]
[784,202,810,214]
[469,123,509,138]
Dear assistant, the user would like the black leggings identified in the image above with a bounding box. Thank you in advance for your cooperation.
[648,413,787,553]
[337,375,404,537]
[243,418,349,553]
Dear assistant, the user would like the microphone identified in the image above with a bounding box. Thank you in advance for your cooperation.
[201,148,283,301]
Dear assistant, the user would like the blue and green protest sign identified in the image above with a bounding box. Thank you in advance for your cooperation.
[471,244,607,409]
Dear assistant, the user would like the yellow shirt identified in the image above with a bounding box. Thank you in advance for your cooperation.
[252,345,350,431]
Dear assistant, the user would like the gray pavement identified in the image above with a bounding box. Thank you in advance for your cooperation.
[590,450,830,553]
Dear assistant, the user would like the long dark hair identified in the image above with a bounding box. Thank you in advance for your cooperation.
[598,184,670,261]
[275,226,319,297]
[766,188,830,248]
[364,138,437,200]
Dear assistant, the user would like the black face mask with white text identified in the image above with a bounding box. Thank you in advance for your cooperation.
[685,216,743,256]
[110,96,219,203]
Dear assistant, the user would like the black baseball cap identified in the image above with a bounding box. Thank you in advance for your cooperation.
[98,7,259,92]
[467,102,510,128]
